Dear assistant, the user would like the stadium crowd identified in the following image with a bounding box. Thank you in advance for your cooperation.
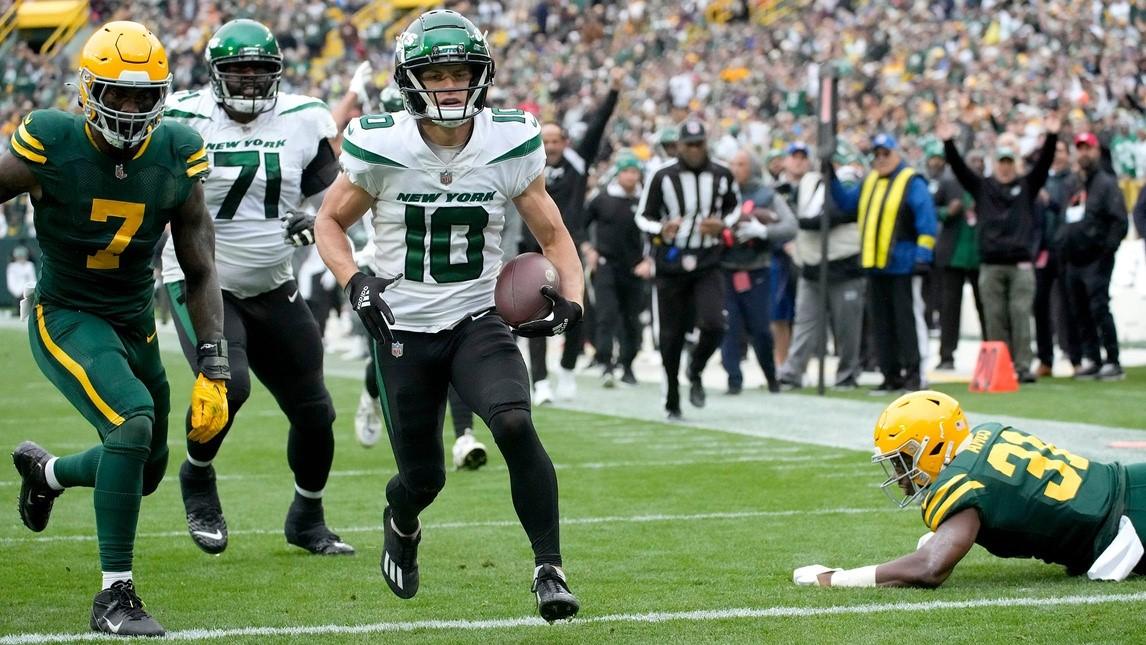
[2,0,1145,393]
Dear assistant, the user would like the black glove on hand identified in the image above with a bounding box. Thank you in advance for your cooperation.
[346,271,401,343]
[282,211,316,247]
[196,339,231,381]
[516,286,583,338]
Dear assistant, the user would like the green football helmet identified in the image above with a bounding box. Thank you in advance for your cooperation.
[380,86,405,113]
[206,19,283,115]
[394,10,494,127]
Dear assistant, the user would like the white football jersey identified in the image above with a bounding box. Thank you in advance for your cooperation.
[160,91,338,297]
[340,108,543,332]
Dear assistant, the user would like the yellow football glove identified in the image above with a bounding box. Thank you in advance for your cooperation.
[188,374,229,443]
[188,339,231,444]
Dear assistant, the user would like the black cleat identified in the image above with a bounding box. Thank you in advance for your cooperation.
[284,496,356,555]
[688,378,706,408]
[179,461,228,554]
[665,407,683,422]
[620,367,638,386]
[12,441,61,532]
[90,580,165,637]
[533,564,580,623]
[380,505,420,598]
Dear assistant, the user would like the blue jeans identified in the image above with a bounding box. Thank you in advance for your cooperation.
[720,268,776,389]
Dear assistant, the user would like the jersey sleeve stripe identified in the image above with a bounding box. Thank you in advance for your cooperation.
[16,123,44,151]
[343,139,406,167]
[488,134,542,164]
[186,147,207,164]
[187,162,210,178]
[927,480,983,530]
[922,473,966,526]
[9,135,47,164]
[34,305,125,427]
[164,108,210,119]
[280,101,329,115]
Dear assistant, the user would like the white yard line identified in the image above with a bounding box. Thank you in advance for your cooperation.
[4,591,1146,643]
[0,507,888,544]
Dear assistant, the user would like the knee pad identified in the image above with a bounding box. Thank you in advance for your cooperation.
[141,446,168,496]
[286,394,336,431]
[103,415,153,460]
[226,368,252,410]
[489,408,534,443]
[400,464,446,506]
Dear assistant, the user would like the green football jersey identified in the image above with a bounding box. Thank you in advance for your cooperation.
[8,109,209,324]
[921,422,1126,574]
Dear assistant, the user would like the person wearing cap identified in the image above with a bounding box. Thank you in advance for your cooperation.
[1057,132,1129,381]
[775,142,867,390]
[581,152,650,387]
[520,67,623,404]
[925,140,984,371]
[635,119,738,420]
[722,147,797,394]
[937,114,1060,384]
[649,127,681,172]
[829,132,938,393]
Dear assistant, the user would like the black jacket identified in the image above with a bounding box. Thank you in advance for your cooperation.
[519,89,619,253]
[1058,168,1129,266]
[945,134,1056,264]
[584,182,644,269]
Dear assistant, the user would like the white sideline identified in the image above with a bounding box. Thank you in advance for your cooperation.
[4,591,1146,643]
[0,507,888,544]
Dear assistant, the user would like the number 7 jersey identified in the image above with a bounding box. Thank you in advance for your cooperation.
[340,108,543,332]
[921,422,1126,574]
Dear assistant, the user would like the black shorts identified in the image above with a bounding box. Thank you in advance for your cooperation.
[371,310,530,439]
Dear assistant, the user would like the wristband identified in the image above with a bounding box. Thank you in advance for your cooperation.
[830,565,877,588]
[196,339,231,381]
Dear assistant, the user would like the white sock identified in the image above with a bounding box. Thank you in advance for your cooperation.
[186,454,212,468]
[295,485,323,499]
[44,457,64,491]
[102,571,132,590]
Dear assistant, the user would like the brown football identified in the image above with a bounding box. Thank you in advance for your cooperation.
[495,252,560,327]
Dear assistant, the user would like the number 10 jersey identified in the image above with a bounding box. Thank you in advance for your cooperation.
[340,108,543,332]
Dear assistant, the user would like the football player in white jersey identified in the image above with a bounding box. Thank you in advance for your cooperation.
[160,19,353,557]
[315,10,583,621]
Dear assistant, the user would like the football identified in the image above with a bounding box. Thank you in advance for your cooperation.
[495,252,560,327]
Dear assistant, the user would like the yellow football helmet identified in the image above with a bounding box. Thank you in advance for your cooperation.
[872,390,970,508]
[77,21,171,149]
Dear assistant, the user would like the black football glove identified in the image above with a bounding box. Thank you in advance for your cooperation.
[346,271,401,344]
[282,211,316,247]
[516,286,583,338]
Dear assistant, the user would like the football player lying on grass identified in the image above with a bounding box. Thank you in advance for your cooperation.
[794,391,1146,588]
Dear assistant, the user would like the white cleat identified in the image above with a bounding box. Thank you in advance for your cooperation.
[355,388,383,448]
[556,368,577,401]
[534,379,554,406]
[452,429,488,471]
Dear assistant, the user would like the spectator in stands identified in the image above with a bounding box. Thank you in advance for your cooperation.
[1060,133,1130,381]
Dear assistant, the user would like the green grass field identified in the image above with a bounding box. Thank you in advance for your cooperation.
[3,327,1146,643]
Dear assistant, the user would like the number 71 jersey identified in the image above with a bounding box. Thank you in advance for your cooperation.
[920,422,1126,574]
[341,108,543,332]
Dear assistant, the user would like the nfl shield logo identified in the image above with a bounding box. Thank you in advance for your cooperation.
[391,341,404,358]
[440,170,453,186]
[115,164,127,180]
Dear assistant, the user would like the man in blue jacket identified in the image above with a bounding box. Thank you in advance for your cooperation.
[831,134,937,393]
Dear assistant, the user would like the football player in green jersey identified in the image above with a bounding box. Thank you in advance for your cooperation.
[794,391,1146,588]
[0,22,228,636]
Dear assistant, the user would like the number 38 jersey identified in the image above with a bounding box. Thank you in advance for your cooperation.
[160,90,337,297]
[340,108,543,332]
[921,422,1126,574]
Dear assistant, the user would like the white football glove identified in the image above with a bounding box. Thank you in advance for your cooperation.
[349,61,373,102]
[793,564,838,586]
[735,218,769,242]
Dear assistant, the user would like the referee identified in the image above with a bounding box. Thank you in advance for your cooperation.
[635,120,737,420]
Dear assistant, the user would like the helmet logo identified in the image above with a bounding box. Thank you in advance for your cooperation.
[400,32,417,48]
[433,44,464,57]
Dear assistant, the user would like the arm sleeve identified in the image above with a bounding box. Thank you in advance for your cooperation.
[575,89,620,163]
[583,196,600,247]
[301,138,339,197]
[1025,133,1057,194]
[766,192,798,244]
[634,169,666,235]
[907,176,938,264]
[943,139,982,197]
[718,170,739,218]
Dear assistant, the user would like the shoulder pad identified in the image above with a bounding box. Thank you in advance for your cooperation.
[9,110,74,166]
[481,108,542,165]
[160,120,210,180]
[342,112,409,169]
[164,91,212,121]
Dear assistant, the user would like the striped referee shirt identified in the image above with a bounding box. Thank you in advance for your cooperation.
[635,158,739,273]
